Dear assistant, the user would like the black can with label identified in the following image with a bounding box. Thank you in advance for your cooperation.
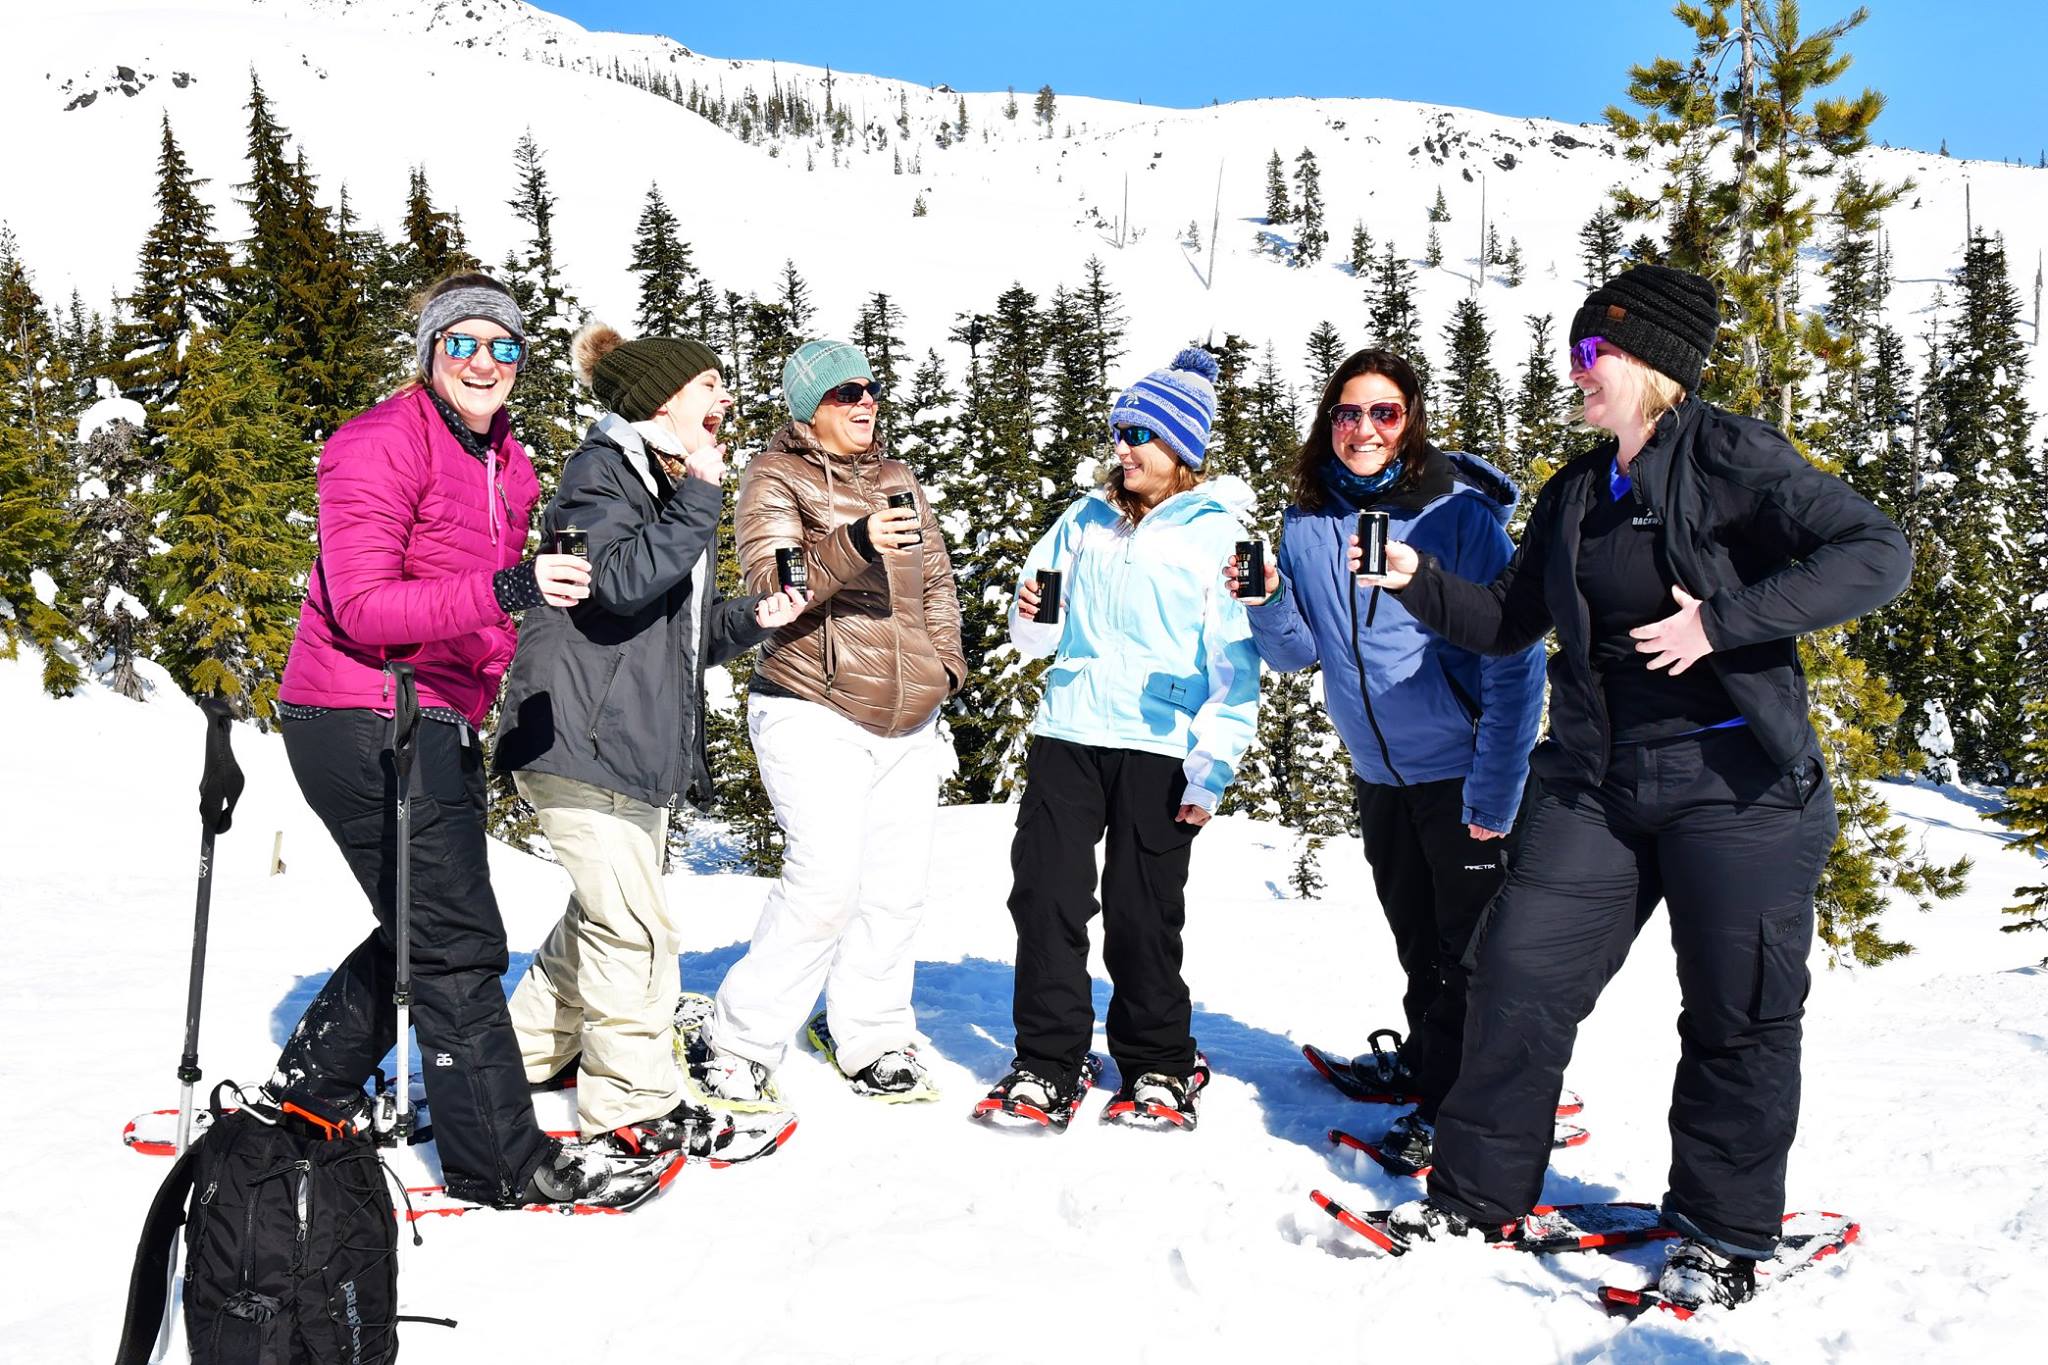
[1233,540,1265,599]
[1357,510,1390,577]
[776,547,810,592]
[886,490,923,543]
[1034,568,1062,625]
[555,526,589,558]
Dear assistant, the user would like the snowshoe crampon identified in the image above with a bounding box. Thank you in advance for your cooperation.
[805,1011,941,1103]
[1101,1054,1210,1130]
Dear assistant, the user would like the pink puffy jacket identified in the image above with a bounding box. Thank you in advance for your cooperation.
[278,387,541,726]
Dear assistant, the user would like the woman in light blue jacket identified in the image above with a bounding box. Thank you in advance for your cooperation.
[974,349,1259,1132]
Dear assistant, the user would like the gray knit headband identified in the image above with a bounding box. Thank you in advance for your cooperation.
[415,285,528,377]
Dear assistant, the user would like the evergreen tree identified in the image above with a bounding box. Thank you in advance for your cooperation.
[2001,698,2048,939]
[1033,84,1056,136]
[501,129,586,488]
[0,229,81,694]
[69,408,154,699]
[1428,186,1450,223]
[1439,297,1506,462]
[1424,225,1443,268]
[1348,220,1374,277]
[1577,204,1624,285]
[852,291,906,396]
[1004,86,1018,121]
[1264,149,1293,225]
[397,164,477,290]
[1367,243,1428,387]
[1504,237,1526,287]
[1303,320,1345,396]
[229,77,374,433]
[950,283,1050,800]
[1920,232,2037,779]
[733,296,798,450]
[628,183,699,337]
[1204,332,1257,483]
[895,347,958,489]
[1294,147,1327,265]
[1608,1,1904,425]
[1076,256,1127,399]
[776,258,815,334]
[1041,286,1106,493]
[956,95,968,138]
[114,114,231,412]
[57,291,112,410]
[1508,314,1587,531]
[155,320,310,719]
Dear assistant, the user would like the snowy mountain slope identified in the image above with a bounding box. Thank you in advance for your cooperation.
[1,650,2043,1364]
[6,0,2042,416]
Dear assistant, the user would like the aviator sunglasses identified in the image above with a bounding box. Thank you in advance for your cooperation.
[1328,401,1406,431]
[1570,335,1605,373]
[821,380,884,405]
[441,332,527,365]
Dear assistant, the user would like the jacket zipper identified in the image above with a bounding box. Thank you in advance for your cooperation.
[291,1160,312,1274]
[1350,583,1406,785]
[588,655,625,744]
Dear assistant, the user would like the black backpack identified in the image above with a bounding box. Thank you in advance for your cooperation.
[116,1088,404,1365]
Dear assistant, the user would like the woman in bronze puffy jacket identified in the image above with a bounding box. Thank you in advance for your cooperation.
[686,339,966,1105]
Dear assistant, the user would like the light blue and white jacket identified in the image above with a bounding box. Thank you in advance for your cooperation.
[1009,477,1262,812]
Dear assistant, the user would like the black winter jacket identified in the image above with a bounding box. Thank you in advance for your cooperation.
[1395,398,1911,786]
[494,419,771,809]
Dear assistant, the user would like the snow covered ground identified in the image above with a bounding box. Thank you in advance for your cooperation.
[1,652,2042,1364]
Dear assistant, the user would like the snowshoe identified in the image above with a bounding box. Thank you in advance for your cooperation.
[405,1139,686,1218]
[972,1055,1102,1131]
[1101,1053,1211,1130]
[674,991,784,1112]
[805,1010,940,1103]
[1310,1190,1675,1257]
[1600,1212,1859,1320]
[1329,1116,1589,1179]
[1301,1041,1581,1116]
[597,1098,798,1167]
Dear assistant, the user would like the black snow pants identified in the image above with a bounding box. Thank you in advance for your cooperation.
[1354,776,1511,1120]
[1427,726,1838,1257]
[273,708,548,1206]
[1007,738,1201,1091]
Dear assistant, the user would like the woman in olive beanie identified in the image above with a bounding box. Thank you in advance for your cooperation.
[495,323,804,1162]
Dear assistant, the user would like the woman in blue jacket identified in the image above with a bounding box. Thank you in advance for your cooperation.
[980,348,1260,1131]
[1241,348,1543,1168]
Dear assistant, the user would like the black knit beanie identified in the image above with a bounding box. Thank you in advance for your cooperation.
[588,334,724,422]
[1569,264,1720,393]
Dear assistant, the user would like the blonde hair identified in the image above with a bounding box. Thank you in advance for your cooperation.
[1106,461,1200,525]
[1582,350,1686,438]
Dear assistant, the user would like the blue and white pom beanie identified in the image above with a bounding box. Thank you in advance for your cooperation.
[1109,347,1220,470]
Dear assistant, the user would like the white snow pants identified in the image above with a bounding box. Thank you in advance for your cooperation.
[507,770,684,1137]
[710,693,946,1076]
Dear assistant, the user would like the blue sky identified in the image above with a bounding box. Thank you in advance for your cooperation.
[549,1,2044,164]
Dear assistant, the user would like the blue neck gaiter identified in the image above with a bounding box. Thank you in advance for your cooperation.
[1322,455,1406,508]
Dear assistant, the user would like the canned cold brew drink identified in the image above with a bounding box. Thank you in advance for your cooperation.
[1357,511,1390,577]
[555,526,589,558]
[775,546,809,592]
[886,489,922,543]
[1233,540,1265,599]
[1034,568,1063,625]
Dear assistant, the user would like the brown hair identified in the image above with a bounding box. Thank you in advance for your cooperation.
[1105,459,1201,525]
[1292,348,1431,512]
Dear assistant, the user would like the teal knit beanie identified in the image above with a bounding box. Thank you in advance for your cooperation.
[783,338,873,422]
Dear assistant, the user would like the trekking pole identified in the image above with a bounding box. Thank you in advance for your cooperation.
[175,696,245,1155]
[385,662,421,1145]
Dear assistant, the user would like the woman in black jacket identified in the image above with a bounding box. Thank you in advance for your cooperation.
[1357,266,1910,1310]
[494,324,802,1160]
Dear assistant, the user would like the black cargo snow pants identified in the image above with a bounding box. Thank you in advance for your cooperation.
[1427,727,1838,1257]
[273,708,549,1206]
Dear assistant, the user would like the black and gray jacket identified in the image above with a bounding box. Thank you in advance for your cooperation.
[494,416,770,809]
[1394,397,1911,786]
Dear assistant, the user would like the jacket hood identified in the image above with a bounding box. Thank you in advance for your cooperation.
[766,419,886,467]
[1440,449,1520,526]
[1095,473,1257,528]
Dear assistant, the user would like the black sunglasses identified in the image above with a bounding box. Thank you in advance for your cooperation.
[442,332,527,365]
[1115,425,1159,448]
[821,380,883,405]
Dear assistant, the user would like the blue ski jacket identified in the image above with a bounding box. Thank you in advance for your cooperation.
[1247,447,1543,833]
[1010,477,1261,813]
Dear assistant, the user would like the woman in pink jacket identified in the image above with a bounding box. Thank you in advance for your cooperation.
[268,273,647,1209]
